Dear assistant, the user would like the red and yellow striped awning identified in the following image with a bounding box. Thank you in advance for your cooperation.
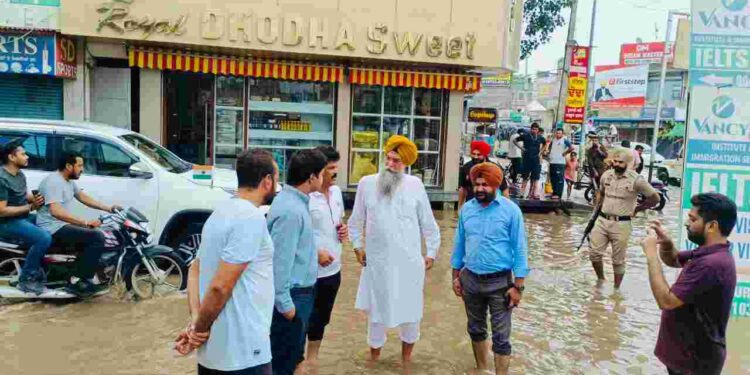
[129,49,343,83]
[349,67,481,93]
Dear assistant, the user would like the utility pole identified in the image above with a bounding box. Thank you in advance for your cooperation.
[554,0,578,130]
[579,0,598,164]
[648,10,690,182]
[648,11,675,182]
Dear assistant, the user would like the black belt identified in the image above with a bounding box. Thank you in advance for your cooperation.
[600,213,631,222]
[467,269,511,280]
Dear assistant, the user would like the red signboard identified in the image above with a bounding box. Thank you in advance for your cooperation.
[55,35,77,79]
[564,46,590,124]
[619,42,673,65]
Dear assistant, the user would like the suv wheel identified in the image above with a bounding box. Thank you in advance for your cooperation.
[171,223,203,263]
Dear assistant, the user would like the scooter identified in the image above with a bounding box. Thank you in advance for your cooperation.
[0,207,187,301]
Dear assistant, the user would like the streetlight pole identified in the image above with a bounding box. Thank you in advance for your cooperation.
[554,0,579,130]
[648,10,688,182]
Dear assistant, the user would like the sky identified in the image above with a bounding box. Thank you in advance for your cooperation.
[522,0,691,74]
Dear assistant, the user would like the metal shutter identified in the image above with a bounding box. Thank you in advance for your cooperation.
[0,74,63,120]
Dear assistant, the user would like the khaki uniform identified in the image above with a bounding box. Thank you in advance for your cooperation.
[589,169,658,274]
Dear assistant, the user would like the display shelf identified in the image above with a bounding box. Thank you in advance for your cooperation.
[248,101,334,115]
[248,129,333,141]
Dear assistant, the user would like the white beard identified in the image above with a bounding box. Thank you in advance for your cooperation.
[377,169,404,199]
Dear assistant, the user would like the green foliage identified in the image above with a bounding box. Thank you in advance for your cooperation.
[521,0,573,60]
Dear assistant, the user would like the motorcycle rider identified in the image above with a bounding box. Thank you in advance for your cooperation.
[0,140,51,295]
[36,152,122,297]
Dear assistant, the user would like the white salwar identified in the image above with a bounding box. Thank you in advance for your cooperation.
[348,173,441,333]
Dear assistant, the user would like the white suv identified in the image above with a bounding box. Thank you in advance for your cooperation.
[0,118,249,258]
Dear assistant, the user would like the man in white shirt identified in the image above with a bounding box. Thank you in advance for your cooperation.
[507,130,523,184]
[175,149,278,375]
[306,146,348,363]
[349,135,441,365]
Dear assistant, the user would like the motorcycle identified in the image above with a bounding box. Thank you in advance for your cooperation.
[0,207,187,300]
[584,179,669,211]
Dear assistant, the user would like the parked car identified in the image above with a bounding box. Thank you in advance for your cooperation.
[0,118,258,259]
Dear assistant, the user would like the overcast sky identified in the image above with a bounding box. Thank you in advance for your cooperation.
[522,0,691,74]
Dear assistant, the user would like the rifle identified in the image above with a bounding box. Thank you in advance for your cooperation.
[577,197,603,252]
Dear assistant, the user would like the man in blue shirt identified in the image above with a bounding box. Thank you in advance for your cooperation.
[451,162,529,375]
[267,149,327,375]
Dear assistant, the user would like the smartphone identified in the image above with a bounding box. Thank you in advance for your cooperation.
[32,189,39,196]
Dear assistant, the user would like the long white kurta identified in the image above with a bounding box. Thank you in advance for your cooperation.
[348,173,441,328]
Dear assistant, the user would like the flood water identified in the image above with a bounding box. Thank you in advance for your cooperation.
[2,197,749,374]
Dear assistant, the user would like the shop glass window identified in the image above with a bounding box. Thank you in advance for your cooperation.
[350,86,444,187]
[214,76,246,169]
[247,78,335,182]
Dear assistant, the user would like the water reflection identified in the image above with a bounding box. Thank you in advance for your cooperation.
[0,197,747,374]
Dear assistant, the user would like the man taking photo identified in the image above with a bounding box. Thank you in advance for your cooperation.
[641,193,737,375]
[36,152,122,297]
[0,140,50,295]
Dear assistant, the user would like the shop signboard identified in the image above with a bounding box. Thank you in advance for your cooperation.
[640,106,676,120]
[55,34,77,79]
[0,31,77,78]
[684,0,750,317]
[0,0,60,29]
[467,107,497,123]
[481,72,512,88]
[0,31,55,76]
[591,64,649,109]
[619,42,673,66]
[564,46,590,124]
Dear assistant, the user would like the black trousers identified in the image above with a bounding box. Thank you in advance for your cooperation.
[52,225,106,280]
[198,363,272,375]
[307,272,342,341]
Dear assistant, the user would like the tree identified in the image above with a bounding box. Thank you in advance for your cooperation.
[521,0,573,60]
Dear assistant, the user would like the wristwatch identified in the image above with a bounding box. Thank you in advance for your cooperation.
[512,284,525,293]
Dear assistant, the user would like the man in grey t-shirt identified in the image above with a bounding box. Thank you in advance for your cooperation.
[37,152,121,297]
[0,140,50,295]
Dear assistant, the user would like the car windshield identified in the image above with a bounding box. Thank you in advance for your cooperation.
[120,134,192,174]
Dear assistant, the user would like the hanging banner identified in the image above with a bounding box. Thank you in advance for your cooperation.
[563,46,590,124]
[590,64,649,108]
[684,0,750,318]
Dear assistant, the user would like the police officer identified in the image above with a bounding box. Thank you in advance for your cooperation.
[589,147,659,289]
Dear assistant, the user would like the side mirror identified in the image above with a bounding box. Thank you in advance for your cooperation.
[129,162,154,180]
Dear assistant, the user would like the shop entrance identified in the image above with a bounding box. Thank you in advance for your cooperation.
[164,72,214,165]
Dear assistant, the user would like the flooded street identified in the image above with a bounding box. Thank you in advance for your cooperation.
[2,197,749,374]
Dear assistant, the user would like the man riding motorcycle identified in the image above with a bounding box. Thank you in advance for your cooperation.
[0,140,51,295]
[36,152,122,297]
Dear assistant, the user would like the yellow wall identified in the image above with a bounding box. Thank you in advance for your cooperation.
[60,0,521,70]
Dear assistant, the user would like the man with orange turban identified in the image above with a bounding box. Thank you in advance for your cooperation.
[459,141,508,209]
[348,135,441,365]
[452,161,529,374]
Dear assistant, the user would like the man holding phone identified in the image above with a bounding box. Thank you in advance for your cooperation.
[0,140,51,295]
[451,163,529,375]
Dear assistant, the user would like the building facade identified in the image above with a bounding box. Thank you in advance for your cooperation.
[51,0,522,200]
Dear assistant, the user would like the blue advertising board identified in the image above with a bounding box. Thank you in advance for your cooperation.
[0,31,55,76]
[685,0,750,317]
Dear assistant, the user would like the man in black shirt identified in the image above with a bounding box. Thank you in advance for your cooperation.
[635,145,645,174]
[0,140,51,295]
[458,141,508,209]
[513,123,546,199]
